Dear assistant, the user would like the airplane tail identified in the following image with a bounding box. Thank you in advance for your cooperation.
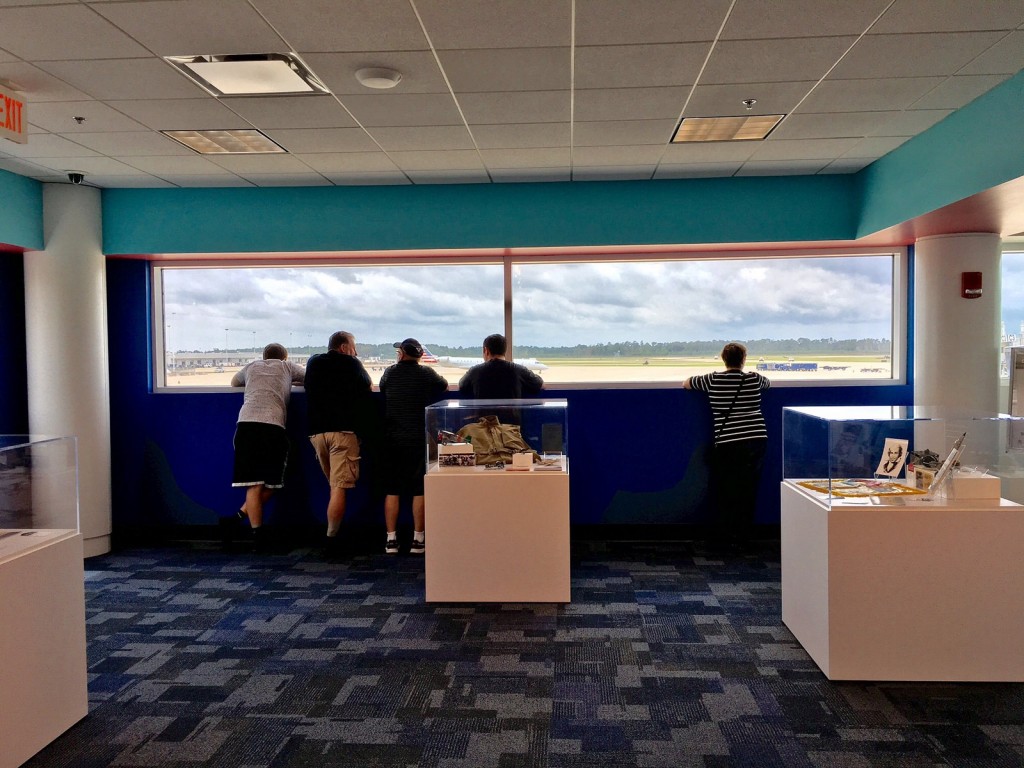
[420,345,439,364]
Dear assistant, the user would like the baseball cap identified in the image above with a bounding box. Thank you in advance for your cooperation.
[393,338,423,358]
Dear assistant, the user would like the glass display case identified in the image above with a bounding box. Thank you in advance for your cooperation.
[0,435,79,533]
[425,398,568,473]
[782,406,1024,506]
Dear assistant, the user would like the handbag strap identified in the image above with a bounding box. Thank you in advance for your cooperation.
[714,372,748,440]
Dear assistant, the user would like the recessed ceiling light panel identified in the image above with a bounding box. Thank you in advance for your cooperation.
[164,53,328,97]
[672,115,785,143]
[162,129,286,154]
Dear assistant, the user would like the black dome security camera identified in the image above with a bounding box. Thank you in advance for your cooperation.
[67,171,85,185]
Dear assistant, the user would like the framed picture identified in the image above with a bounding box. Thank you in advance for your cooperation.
[875,437,909,478]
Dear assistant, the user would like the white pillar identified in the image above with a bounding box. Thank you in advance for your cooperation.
[914,233,1001,412]
[24,184,111,556]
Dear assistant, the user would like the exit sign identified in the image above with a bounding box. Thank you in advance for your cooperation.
[0,81,27,144]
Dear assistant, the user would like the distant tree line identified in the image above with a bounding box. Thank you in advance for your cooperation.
[354,338,890,360]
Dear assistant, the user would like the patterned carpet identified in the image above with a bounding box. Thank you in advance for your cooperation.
[24,539,1024,768]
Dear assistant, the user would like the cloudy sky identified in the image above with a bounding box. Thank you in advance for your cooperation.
[161,255,894,352]
[1002,251,1024,337]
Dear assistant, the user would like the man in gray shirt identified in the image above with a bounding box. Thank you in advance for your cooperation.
[229,342,305,549]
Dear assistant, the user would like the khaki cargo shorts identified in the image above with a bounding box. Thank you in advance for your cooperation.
[310,431,360,489]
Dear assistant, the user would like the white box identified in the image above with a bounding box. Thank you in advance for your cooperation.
[945,471,1001,500]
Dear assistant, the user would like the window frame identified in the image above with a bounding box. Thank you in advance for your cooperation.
[151,247,908,392]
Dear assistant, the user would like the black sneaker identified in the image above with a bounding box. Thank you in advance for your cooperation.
[385,537,399,555]
[410,537,425,555]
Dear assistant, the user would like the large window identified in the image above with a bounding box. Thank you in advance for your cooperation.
[1001,249,1024,378]
[155,250,902,389]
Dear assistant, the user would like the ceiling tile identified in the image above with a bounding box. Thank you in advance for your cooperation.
[0,5,150,60]
[367,125,474,152]
[0,133,99,158]
[736,159,828,176]
[575,86,690,121]
[576,0,731,45]
[771,111,896,140]
[831,32,1006,79]
[842,136,911,157]
[93,0,286,56]
[573,166,656,180]
[294,152,400,173]
[28,155,144,175]
[0,62,92,102]
[749,137,860,161]
[83,174,175,188]
[0,156,57,178]
[575,43,707,90]
[871,0,1024,33]
[339,93,464,127]
[959,31,1024,75]
[821,158,873,173]
[252,0,428,52]
[491,168,571,183]
[868,109,951,136]
[458,91,570,125]
[239,174,332,187]
[407,169,490,184]
[386,149,484,171]
[35,59,201,100]
[702,37,858,84]
[0,47,17,63]
[221,95,356,129]
[153,174,253,186]
[799,77,946,112]
[661,141,758,162]
[653,162,741,178]
[415,0,570,49]
[108,98,253,131]
[721,0,891,39]
[261,128,379,154]
[301,51,449,94]
[574,119,677,146]
[28,101,148,133]
[573,145,665,166]
[123,155,245,175]
[470,123,570,149]
[439,48,570,92]
[324,171,410,185]
[207,154,317,174]
[61,131,193,156]
[478,148,569,168]
[684,81,816,117]
[910,74,1013,109]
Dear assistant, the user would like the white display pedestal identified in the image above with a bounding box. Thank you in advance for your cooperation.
[0,530,88,768]
[781,481,1024,681]
[424,464,570,602]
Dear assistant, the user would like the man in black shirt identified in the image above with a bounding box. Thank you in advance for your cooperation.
[379,338,449,554]
[305,331,372,551]
[458,334,544,399]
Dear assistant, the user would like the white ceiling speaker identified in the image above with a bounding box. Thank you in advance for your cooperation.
[355,67,403,89]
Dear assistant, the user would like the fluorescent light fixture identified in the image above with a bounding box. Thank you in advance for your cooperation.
[672,115,785,143]
[164,53,328,97]
[161,129,286,154]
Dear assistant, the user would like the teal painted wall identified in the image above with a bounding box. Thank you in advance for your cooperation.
[103,175,860,255]
[857,69,1024,238]
[0,169,42,250]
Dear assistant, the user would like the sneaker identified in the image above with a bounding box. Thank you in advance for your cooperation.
[385,537,399,555]
[410,537,425,555]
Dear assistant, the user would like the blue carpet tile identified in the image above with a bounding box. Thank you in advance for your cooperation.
[24,540,1024,768]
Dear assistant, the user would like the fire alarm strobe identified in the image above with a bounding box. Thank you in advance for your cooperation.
[962,271,982,299]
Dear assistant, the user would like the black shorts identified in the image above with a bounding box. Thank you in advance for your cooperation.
[232,422,289,489]
[383,444,426,496]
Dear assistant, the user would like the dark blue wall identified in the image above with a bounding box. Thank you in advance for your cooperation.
[107,259,912,534]
[0,252,28,434]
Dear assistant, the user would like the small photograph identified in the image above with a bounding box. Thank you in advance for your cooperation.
[875,437,909,478]
[915,466,936,491]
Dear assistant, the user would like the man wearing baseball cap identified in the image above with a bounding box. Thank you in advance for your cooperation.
[378,338,449,554]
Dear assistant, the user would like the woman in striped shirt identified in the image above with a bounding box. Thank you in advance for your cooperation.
[684,342,770,550]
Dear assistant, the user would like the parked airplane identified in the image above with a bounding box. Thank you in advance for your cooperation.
[422,346,548,371]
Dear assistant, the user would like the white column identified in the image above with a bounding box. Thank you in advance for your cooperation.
[24,184,111,556]
[914,233,1001,412]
